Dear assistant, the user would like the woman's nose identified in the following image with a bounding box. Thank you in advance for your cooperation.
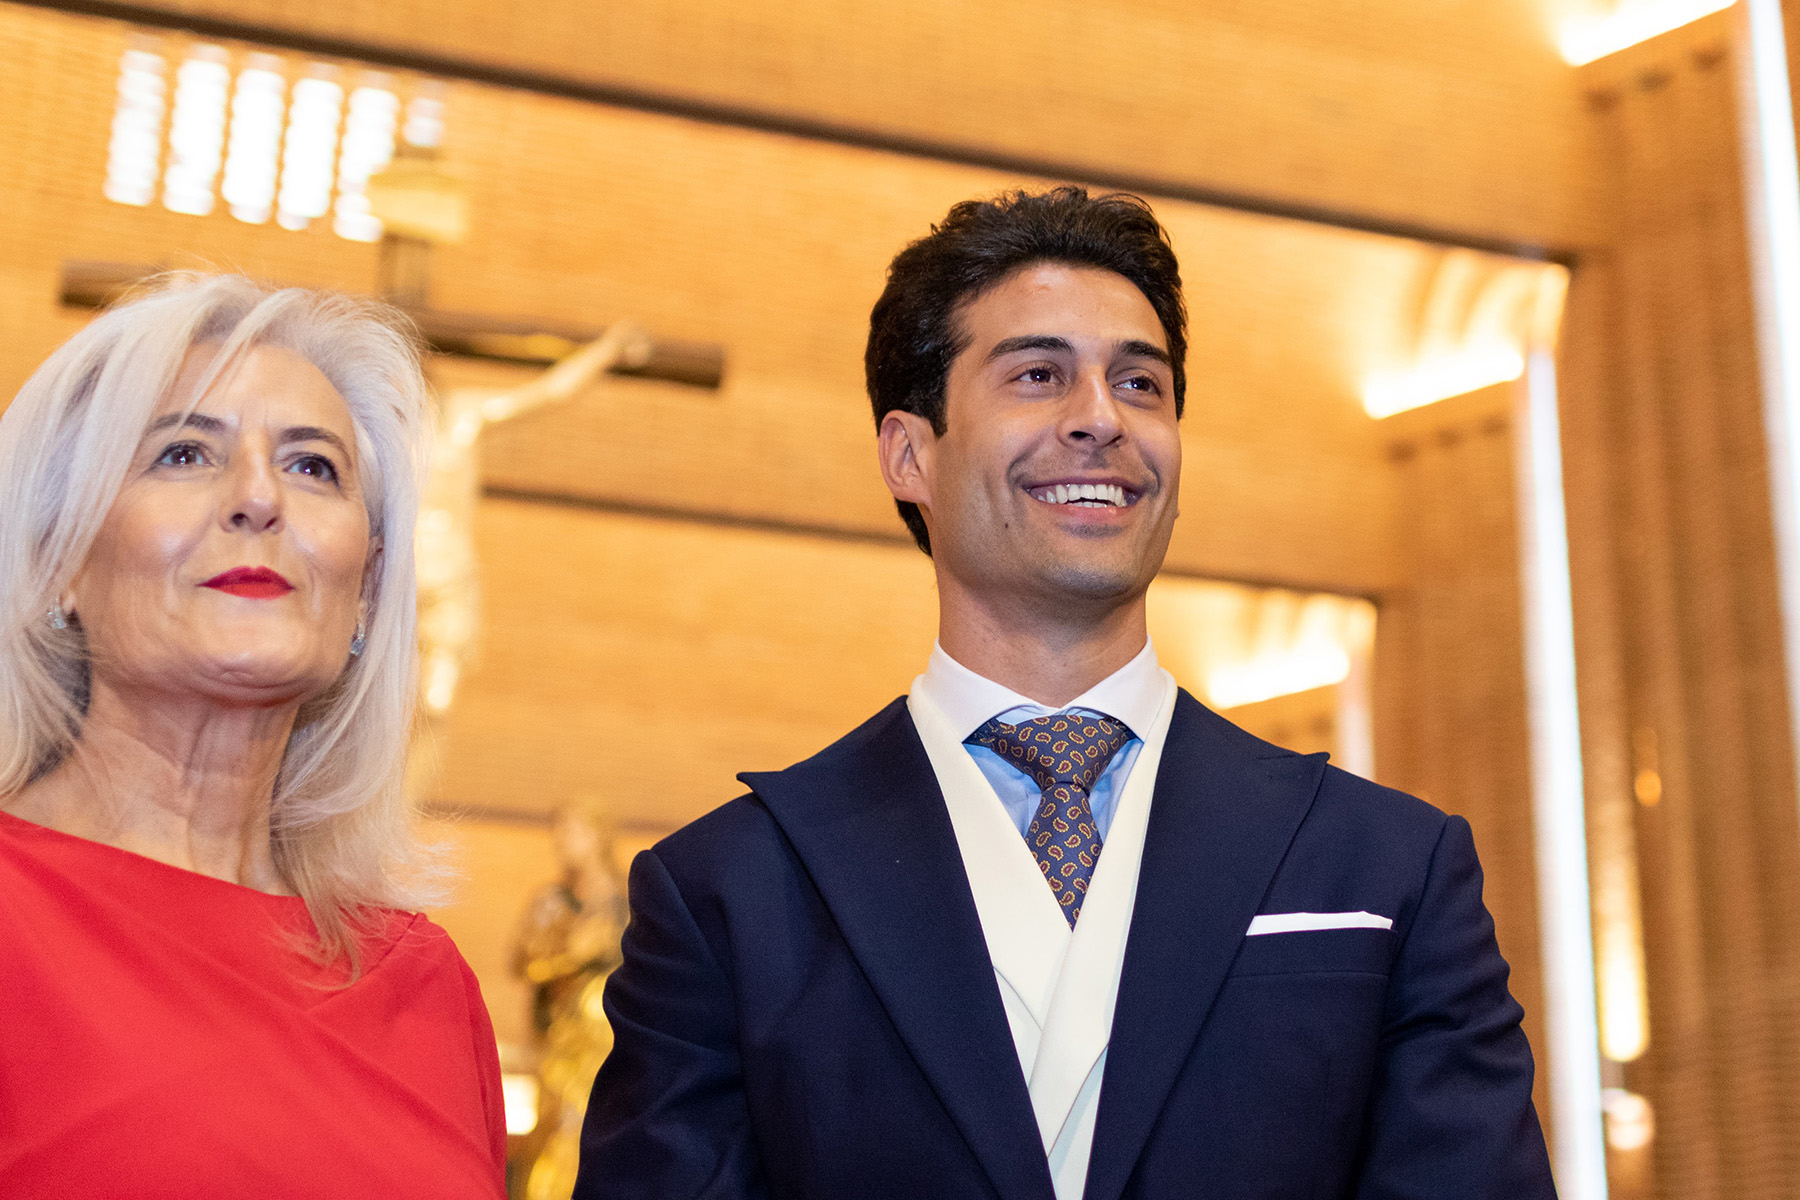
[223,455,283,533]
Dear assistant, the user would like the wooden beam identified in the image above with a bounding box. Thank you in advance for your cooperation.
[10,0,1573,264]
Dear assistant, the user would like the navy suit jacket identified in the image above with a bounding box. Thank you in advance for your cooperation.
[575,691,1556,1200]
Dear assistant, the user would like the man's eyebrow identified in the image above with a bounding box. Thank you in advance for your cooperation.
[985,335,1073,362]
[1117,339,1173,366]
[145,412,228,436]
[982,335,1172,367]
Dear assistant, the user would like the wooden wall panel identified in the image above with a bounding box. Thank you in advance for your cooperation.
[1369,383,1551,1140]
[1217,684,1338,758]
[429,498,1386,827]
[421,818,559,1049]
[0,3,1418,595]
[0,6,1562,1166]
[1559,27,1800,1198]
[97,0,1595,249]
[425,498,941,826]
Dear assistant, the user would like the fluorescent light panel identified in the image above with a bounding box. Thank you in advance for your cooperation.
[161,46,230,216]
[277,72,344,229]
[105,47,446,245]
[403,87,447,150]
[333,84,401,242]
[220,57,285,224]
[104,48,167,207]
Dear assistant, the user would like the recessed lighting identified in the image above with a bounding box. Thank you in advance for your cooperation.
[1362,344,1526,419]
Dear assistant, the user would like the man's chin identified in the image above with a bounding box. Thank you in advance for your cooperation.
[1032,557,1155,603]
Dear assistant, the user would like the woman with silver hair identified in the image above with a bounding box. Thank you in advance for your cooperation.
[0,275,505,1197]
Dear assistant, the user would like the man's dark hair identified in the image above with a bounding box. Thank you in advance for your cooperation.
[865,186,1187,556]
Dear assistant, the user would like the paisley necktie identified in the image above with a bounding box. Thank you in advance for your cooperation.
[966,712,1134,926]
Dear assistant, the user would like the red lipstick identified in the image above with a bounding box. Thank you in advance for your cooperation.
[201,567,293,599]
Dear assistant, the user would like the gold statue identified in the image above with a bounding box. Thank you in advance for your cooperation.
[512,800,630,1200]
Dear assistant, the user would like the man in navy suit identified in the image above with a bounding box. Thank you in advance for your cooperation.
[575,188,1556,1200]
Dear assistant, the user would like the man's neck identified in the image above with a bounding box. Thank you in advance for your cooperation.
[935,582,1149,709]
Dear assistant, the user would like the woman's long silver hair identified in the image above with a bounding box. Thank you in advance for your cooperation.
[0,273,439,967]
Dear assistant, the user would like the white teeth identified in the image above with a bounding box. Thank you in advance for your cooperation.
[1033,483,1132,506]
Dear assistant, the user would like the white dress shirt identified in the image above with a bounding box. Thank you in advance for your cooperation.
[909,641,1178,1200]
[914,640,1166,841]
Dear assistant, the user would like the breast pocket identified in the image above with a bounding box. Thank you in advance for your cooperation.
[1225,927,1394,978]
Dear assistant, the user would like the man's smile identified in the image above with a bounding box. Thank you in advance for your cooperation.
[1023,480,1140,508]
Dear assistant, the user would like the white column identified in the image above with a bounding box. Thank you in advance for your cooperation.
[1515,352,1609,1199]
[1736,0,1800,838]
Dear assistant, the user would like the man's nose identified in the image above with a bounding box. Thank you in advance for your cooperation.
[1063,370,1125,445]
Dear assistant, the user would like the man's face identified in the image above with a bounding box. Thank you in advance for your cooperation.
[882,262,1182,614]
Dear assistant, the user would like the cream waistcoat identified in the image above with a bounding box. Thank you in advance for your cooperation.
[908,669,1178,1200]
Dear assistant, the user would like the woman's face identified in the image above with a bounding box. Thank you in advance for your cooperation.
[69,342,376,709]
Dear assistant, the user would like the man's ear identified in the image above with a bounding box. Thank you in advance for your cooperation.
[878,410,937,508]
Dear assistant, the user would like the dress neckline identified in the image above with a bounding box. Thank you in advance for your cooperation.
[0,807,306,905]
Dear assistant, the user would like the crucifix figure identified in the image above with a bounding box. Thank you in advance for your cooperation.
[414,322,652,723]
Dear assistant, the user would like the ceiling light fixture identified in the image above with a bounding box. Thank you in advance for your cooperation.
[1559,0,1737,65]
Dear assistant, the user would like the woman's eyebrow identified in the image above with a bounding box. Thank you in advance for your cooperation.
[145,412,229,435]
[281,426,353,459]
[143,415,352,460]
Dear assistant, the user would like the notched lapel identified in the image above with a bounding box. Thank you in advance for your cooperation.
[739,700,1055,1200]
[1084,691,1326,1200]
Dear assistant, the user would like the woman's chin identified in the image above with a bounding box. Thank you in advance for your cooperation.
[188,653,338,707]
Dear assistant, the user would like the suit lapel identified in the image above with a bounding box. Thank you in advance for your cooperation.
[739,699,1055,1200]
[1083,691,1327,1200]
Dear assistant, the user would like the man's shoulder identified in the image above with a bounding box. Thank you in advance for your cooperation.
[1315,761,1450,839]
[1179,691,1450,849]
[645,696,917,880]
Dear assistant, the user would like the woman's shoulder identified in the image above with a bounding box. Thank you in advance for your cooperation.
[358,910,485,999]
[351,907,504,1163]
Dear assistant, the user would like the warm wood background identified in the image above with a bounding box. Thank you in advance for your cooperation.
[8,2,1800,1194]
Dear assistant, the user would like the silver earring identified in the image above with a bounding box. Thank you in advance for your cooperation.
[349,619,367,658]
[47,604,67,630]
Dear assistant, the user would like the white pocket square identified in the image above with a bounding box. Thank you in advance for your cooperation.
[1246,911,1394,936]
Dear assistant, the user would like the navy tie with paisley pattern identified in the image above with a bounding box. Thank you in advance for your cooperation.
[966,712,1135,926]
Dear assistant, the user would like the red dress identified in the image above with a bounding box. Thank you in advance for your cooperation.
[0,810,507,1198]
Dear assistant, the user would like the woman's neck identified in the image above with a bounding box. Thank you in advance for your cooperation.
[4,681,300,893]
